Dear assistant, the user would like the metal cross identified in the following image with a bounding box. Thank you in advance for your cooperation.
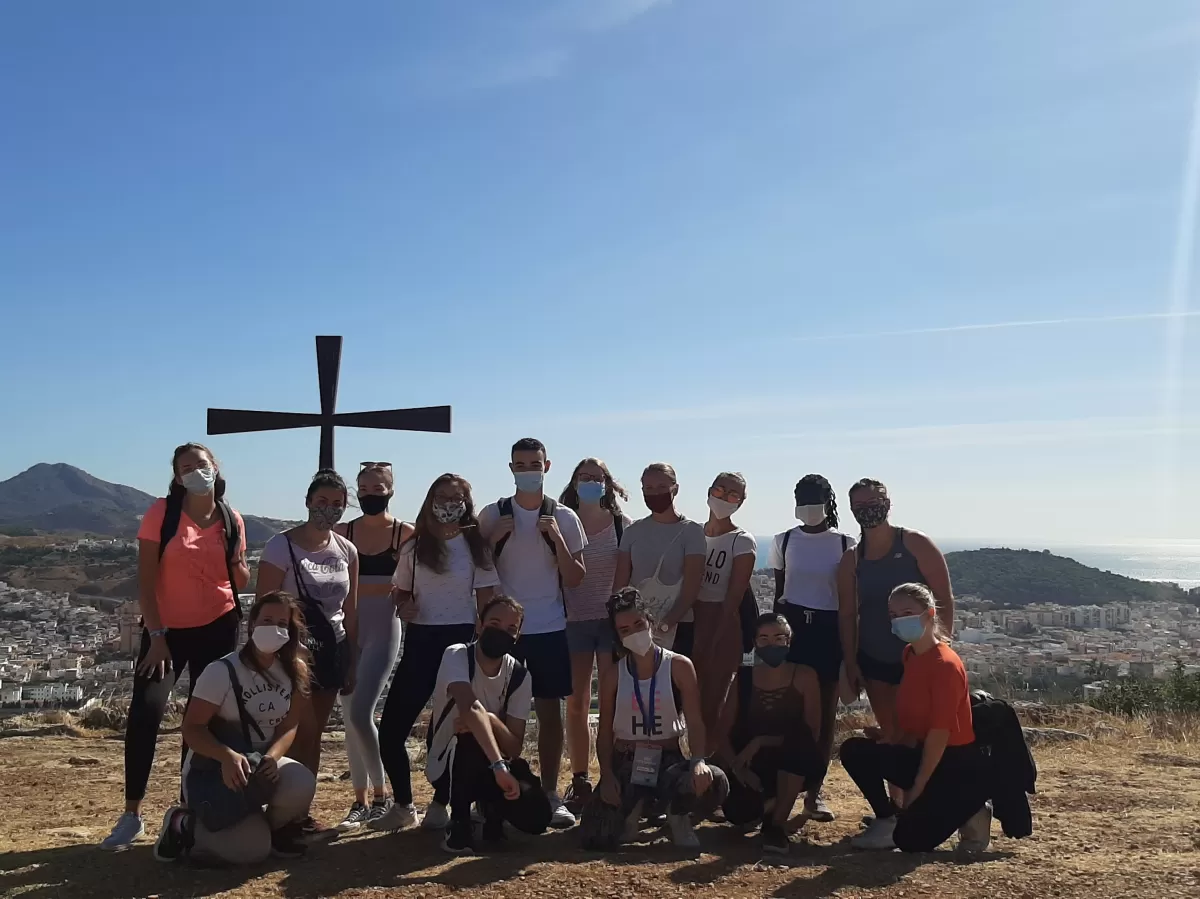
[207,335,451,470]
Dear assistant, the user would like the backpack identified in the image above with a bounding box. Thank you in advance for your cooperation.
[774,528,848,611]
[970,690,1036,839]
[427,647,529,761]
[494,496,559,559]
[159,491,243,619]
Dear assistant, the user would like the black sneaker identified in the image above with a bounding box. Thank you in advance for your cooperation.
[442,819,475,855]
[564,774,592,815]
[366,798,394,828]
[762,823,790,856]
[153,807,193,863]
[271,823,308,859]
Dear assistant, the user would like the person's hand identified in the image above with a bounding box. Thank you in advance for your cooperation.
[599,774,621,807]
[733,738,760,769]
[136,635,172,680]
[903,781,925,808]
[340,662,358,696]
[256,755,280,783]
[491,517,515,547]
[691,760,714,796]
[494,766,520,800]
[843,662,863,696]
[221,751,252,791]
[392,588,419,622]
[536,515,563,545]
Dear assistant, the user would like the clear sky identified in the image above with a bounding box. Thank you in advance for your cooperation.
[2,0,1199,548]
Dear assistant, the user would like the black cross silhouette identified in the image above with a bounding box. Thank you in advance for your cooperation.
[207,335,451,470]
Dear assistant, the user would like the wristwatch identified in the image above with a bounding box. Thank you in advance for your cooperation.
[489,760,510,773]
[149,628,169,639]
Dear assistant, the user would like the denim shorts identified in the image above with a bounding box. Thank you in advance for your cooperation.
[565,618,613,654]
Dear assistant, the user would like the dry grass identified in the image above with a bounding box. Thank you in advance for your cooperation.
[1,709,1198,899]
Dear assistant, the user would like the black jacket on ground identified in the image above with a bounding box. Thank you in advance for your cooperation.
[970,691,1036,838]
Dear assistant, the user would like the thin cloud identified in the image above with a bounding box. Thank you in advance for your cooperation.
[472,49,571,89]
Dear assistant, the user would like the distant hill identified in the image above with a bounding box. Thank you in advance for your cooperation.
[946,548,1189,606]
[0,463,292,545]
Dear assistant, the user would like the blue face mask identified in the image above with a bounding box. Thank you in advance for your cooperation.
[513,470,544,493]
[891,614,929,644]
[576,481,605,504]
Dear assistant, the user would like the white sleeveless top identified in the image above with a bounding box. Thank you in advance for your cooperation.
[614,648,686,742]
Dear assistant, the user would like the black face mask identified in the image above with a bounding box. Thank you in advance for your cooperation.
[755,645,790,668]
[359,494,391,516]
[478,627,517,660]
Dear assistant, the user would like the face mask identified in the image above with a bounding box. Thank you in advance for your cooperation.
[795,504,827,527]
[891,613,929,644]
[755,644,790,668]
[181,467,216,495]
[478,626,516,660]
[576,481,605,504]
[359,494,391,516]
[308,505,345,531]
[643,491,674,514]
[707,496,739,520]
[513,471,544,493]
[852,499,891,529]
[251,625,290,653]
[432,500,466,524]
[621,628,655,657]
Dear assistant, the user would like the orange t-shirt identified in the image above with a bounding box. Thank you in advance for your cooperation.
[896,642,975,747]
[137,498,246,629]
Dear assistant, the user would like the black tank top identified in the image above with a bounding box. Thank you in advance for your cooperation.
[347,519,402,581]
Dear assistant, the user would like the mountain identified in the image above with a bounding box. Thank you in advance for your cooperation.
[0,463,291,545]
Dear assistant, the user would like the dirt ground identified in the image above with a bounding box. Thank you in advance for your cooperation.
[1,724,1198,899]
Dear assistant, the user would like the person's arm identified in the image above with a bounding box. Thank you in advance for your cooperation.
[663,546,706,629]
[182,666,254,791]
[133,537,172,678]
[673,655,716,795]
[487,710,526,759]
[836,550,860,687]
[720,539,755,624]
[796,664,822,743]
[613,549,632,590]
[907,531,954,636]
[596,659,619,803]
[264,693,302,762]
[475,586,496,616]
[907,728,950,806]
[770,532,786,606]
[255,538,287,599]
[340,548,360,694]
[231,514,250,590]
[448,682,507,763]
[541,513,586,588]
[715,674,740,764]
[390,539,418,621]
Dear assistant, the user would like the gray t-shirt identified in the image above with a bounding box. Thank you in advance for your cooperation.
[261,532,357,642]
[620,517,707,588]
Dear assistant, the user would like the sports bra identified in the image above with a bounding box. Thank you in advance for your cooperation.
[347,519,402,583]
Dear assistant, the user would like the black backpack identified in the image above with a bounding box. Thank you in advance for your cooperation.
[428,647,529,749]
[494,496,559,559]
[159,491,243,619]
[970,690,1036,839]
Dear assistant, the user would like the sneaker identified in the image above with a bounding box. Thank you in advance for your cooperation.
[851,816,897,850]
[621,798,646,843]
[369,800,417,832]
[271,823,308,859]
[421,801,450,831]
[442,819,475,855]
[804,794,836,823]
[153,807,193,863]
[481,815,506,844]
[958,802,992,852]
[100,812,145,851]
[548,792,576,830]
[761,822,790,856]
[336,802,370,833]
[299,815,337,843]
[563,775,592,815]
[667,813,701,851]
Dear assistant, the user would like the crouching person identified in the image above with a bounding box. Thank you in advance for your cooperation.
[717,613,825,855]
[154,591,316,864]
[427,595,551,855]
[581,587,729,852]
[840,583,991,853]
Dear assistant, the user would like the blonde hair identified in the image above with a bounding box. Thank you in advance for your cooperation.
[888,583,945,639]
[643,462,677,484]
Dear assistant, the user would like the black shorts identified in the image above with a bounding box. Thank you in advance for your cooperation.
[311,637,352,693]
[673,621,695,659]
[513,630,573,700]
[857,650,904,687]
[782,605,842,684]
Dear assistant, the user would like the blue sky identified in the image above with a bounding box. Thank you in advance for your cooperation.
[2,0,1199,547]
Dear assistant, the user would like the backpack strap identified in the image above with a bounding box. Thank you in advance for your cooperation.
[779,528,792,571]
[157,493,185,561]
[501,662,527,720]
[494,498,514,558]
[216,500,243,620]
[841,533,848,554]
[346,520,355,542]
[613,513,624,545]
[220,658,265,745]
[538,497,559,555]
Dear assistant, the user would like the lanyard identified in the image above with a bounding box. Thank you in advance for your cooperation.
[630,647,662,738]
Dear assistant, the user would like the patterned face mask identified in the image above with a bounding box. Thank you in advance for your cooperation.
[852,499,890,529]
[308,505,345,531]
[432,500,466,524]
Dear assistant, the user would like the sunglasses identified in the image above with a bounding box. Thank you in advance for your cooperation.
[360,461,392,470]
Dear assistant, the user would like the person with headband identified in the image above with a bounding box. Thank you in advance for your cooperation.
[840,583,990,852]
[101,442,249,852]
[768,473,856,822]
[557,458,632,814]
[256,469,359,838]
[152,592,316,865]
[332,462,413,832]
[477,438,588,829]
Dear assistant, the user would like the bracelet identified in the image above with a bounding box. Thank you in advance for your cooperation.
[688,756,706,769]
[489,760,509,773]
[149,628,169,638]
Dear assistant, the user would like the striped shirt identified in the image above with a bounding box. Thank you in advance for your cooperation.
[565,516,629,622]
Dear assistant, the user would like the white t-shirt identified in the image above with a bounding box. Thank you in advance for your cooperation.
[697,528,757,604]
[768,527,856,612]
[426,643,534,782]
[477,499,587,635]
[391,534,502,626]
[261,532,357,641]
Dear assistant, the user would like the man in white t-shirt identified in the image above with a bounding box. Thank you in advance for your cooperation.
[427,596,551,854]
[477,437,587,828]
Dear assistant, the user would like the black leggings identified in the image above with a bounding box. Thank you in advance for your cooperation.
[378,622,476,806]
[434,734,551,833]
[839,737,990,852]
[124,611,240,802]
[723,739,824,826]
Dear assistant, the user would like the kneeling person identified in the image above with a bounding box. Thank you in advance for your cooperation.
[427,596,551,854]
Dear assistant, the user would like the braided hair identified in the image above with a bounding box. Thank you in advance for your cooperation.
[794,473,838,530]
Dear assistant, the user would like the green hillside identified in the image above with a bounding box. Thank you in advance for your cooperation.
[946,548,1189,606]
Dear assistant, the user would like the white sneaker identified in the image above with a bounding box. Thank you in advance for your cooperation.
[336,801,370,833]
[421,801,450,831]
[548,792,576,829]
[667,813,700,851]
[368,801,417,832]
[851,816,897,850]
[100,812,144,851]
[958,802,992,852]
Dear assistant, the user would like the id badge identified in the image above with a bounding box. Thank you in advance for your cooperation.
[630,746,663,787]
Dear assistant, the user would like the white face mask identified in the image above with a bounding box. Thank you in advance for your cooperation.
[621,629,655,657]
[707,496,739,520]
[181,467,217,495]
[251,625,290,654]
[795,504,827,527]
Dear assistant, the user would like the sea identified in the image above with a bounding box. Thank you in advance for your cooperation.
[753,537,1200,590]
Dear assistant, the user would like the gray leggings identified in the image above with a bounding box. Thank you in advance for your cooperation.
[341,594,402,793]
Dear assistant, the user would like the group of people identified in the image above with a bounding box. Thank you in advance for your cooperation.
[98,437,1000,864]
